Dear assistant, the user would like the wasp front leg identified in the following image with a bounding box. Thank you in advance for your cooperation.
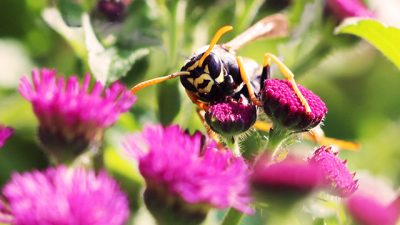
[236,56,262,106]
[186,91,225,148]
[263,53,311,114]
[185,90,210,111]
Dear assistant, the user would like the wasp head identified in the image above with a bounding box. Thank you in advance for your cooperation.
[180,52,228,102]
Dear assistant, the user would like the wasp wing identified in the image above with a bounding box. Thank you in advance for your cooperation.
[223,14,288,51]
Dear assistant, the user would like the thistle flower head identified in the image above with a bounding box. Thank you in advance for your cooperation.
[0,125,13,149]
[125,124,253,215]
[326,0,374,20]
[252,156,324,193]
[19,68,136,160]
[97,0,126,22]
[205,96,257,136]
[347,194,400,225]
[0,166,129,225]
[251,155,324,209]
[309,146,358,197]
[262,79,327,131]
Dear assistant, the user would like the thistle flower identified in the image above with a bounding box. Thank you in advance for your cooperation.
[19,68,136,161]
[0,125,13,148]
[0,166,129,225]
[347,194,400,225]
[326,0,374,20]
[125,124,252,225]
[309,146,358,197]
[251,155,324,209]
[262,79,327,132]
[205,96,257,137]
[97,0,131,22]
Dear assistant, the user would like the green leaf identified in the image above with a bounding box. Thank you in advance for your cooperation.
[157,80,181,125]
[82,14,149,83]
[335,18,400,70]
[58,0,84,27]
[42,8,86,58]
[312,218,326,225]
[108,48,150,83]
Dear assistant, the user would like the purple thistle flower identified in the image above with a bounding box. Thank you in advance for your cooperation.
[309,146,358,197]
[205,96,257,136]
[326,0,374,20]
[97,0,126,22]
[262,79,327,131]
[125,124,253,215]
[19,68,136,160]
[0,125,13,149]
[251,155,325,210]
[252,156,325,193]
[347,194,400,225]
[0,166,129,225]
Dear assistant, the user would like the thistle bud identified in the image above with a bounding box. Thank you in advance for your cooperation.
[262,79,327,132]
[205,96,257,137]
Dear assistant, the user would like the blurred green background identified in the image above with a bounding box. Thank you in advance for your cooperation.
[0,0,399,223]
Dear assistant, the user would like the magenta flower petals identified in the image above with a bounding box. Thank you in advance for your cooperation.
[252,157,324,192]
[262,79,327,131]
[205,97,257,136]
[251,156,324,209]
[97,0,126,22]
[2,166,129,225]
[327,0,374,20]
[347,195,399,225]
[19,68,136,158]
[309,146,358,197]
[0,125,13,148]
[125,124,253,214]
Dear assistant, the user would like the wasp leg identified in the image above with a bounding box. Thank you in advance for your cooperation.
[263,53,311,114]
[185,90,210,111]
[254,121,360,151]
[195,108,225,147]
[306,126,360,151]
[130,71,190,94]
[186,90,227,149]
[236,56,262,106]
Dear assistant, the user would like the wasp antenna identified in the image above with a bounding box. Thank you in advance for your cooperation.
[198,25,233,67]
[130,71,190,94]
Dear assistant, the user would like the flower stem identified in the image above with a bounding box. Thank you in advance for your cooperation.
[221,208,244,225]
[224,136,240,156]
[267,125,291,161]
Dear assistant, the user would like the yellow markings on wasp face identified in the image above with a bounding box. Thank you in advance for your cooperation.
[193,74,209,87]
[204,65,210,74]
[187,77,194,85]
[194,73,214,93]
[215,68,224,83]
[187,60,199,71]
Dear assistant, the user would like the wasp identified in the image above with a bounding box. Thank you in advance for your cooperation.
[131,14,310,111]
[130,14,359,151]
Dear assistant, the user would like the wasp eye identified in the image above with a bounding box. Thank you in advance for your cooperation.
[203,52,222,79]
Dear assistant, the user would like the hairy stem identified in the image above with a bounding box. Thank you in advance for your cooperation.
[221,208,244,225]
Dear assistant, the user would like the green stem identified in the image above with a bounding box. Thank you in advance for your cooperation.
[221,208,244,225]
[224,136,240,156]
[267,125,291,161]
